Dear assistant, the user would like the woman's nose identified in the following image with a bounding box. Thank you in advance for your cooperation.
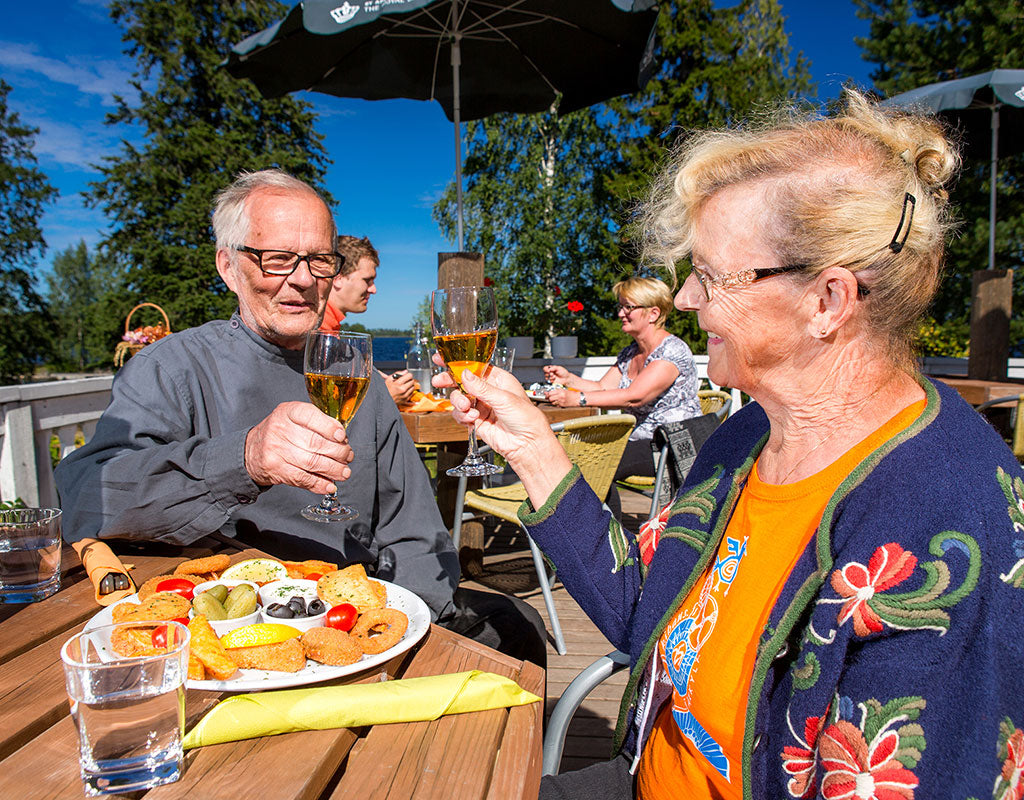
[675,272,702,312]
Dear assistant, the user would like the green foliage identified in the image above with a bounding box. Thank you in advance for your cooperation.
[86,0,333,332]
[0,79,58,383]
[0,498,27,510]
[433,102,626,356]
[915,315,969,357]
[854,0,1024,326]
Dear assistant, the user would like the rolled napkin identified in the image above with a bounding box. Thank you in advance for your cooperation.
[183,669,540,749]
[71,538,137,606]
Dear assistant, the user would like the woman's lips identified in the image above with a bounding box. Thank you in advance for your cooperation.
[706,332,723,346]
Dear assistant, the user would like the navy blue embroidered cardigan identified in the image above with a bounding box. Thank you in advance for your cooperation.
[522,378,1024,799]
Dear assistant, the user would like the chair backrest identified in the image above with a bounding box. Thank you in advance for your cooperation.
[552,415,636,500]
[976,393,1024,461]
[649,413,722,513]
[698,389,732,421]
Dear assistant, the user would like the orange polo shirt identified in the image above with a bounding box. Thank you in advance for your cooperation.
[636,399,925,799]
[320,303,346,332]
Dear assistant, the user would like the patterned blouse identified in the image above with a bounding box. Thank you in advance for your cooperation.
[615,334,701,440]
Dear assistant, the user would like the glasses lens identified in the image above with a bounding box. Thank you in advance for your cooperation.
[307,254,341,277]
[261,251,298,274]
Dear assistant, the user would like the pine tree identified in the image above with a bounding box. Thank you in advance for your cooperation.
[855,0,1024,340]
[0,79,58,382]
[86,0,332,331]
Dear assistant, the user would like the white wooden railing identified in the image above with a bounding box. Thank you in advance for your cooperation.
[18,353,1016,509]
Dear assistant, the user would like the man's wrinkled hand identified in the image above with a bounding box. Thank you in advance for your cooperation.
[244,401,353,494]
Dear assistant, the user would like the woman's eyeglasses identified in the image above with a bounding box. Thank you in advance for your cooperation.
[617,303,647,314]
[689,264,870,302]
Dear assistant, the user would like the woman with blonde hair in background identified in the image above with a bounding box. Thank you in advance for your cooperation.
[544,276,701,489]
[435,90,1024,799]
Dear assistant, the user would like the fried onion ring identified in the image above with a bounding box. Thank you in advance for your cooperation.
[350,608,408,654]
[300,627,363,666]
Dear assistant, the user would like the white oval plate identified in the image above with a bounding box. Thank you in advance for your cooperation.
[84,579,430,692]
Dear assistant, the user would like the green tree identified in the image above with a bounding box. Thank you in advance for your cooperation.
[86,0,332,331]
[433,103,628,356]
[854,0,1024,344]
[0,79,58,383]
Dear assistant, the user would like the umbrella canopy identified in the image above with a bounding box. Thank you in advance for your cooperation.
[882,69,1024,270]
[226,0,659,249]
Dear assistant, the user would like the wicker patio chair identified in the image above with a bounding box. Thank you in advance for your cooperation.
[451,414,635,655]
[698,388,732,421]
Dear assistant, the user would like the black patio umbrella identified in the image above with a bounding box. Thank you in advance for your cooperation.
[881,69,1024,271]
[226,0,659,249]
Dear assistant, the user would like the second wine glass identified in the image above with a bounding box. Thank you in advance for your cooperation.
[431,286,502,477]
[301,330,372,522]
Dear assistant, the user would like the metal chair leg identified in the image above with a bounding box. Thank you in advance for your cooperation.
[451,475,468,551]
[523,524,566,655]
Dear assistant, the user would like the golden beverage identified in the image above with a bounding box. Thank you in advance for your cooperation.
[434,329,498,389]
[304,374,369,426]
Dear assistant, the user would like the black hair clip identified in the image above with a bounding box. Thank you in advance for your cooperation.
[889,192,916,253]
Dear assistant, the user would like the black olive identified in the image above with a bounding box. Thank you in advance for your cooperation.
[307,599,326,616]
[287,597,307,617]
[265,602,295,618]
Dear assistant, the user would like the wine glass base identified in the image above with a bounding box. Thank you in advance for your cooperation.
[300,505,359,523]
[446,461,503,477]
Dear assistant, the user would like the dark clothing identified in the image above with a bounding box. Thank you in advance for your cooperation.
[540,754,635,799]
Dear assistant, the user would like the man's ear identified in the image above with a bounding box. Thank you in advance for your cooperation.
[216,249,238,293]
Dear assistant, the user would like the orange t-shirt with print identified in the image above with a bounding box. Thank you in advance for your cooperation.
[636,399,926,800]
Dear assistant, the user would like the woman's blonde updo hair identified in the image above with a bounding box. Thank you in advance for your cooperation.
[643,89,959,368]
[612,276,675,329]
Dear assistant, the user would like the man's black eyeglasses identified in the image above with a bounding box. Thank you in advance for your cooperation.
[234,246,345,279]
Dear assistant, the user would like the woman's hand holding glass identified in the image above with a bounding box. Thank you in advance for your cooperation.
[432,356,572,505]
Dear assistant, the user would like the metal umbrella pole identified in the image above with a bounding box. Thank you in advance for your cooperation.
[451,28,464,251]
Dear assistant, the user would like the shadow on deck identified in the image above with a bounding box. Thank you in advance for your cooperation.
[458,486,651,774]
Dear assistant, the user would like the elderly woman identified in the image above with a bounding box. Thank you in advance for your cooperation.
[544,277,701,483]
[436,91,1024,799]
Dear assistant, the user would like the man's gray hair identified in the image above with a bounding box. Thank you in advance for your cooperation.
[212,169,336,255]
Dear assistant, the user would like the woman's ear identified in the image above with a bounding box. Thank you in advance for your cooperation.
[809,267,861,339]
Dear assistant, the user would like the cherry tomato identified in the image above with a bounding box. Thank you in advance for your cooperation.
[325,603,358,632]
[155,578,195,601]
[306,573,323,581]
[151,618,189,648]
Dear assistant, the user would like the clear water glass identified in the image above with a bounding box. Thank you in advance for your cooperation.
[0,507,61,603]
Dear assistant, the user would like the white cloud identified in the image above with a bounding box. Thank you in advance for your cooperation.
[28,116,121,170]
[0,41,133,106]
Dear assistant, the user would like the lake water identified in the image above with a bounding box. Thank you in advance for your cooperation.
[373,337,412,362]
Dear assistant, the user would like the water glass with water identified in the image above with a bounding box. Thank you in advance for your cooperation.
[61,621,190,796]
[0,507,61,603]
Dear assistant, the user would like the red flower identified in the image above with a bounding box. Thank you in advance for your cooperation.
[637,503,671,566]
[553,286,562,296]
[819,719,919,799]
[567,300,584,313]
[782,713,827,798]
[1001,728,1024,800]
[830,543,917,637]
[483,277,493,286]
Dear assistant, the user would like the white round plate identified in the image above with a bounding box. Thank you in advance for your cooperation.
[84,579,430,692]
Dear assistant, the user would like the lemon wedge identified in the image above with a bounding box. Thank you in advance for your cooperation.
[219,622,301,649]
[220,558,288,585]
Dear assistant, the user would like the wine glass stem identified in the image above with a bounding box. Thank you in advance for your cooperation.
[465,429,486,465]
[319,491,340,512]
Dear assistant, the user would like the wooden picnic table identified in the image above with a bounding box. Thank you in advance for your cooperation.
[933,376,1024,407]
[401,403,598,444]
[0,539,544,800]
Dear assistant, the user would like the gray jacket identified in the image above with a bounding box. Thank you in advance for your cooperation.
[55,314,459,619]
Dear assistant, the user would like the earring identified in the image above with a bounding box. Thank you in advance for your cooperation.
[819,329,828,337]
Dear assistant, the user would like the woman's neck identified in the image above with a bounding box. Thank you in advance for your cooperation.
[755,350,924,484]
[633,326,668,356]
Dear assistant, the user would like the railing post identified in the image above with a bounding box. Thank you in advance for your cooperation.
[0,402,40,506]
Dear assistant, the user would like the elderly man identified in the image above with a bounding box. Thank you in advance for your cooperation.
[321,235,417,405]
[55,169,545,666]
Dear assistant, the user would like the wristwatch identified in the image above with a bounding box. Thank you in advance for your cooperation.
[578,391,587,406]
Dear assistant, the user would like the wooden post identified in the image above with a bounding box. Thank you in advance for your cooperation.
[437,252,484,289]
[968,269,1013,381]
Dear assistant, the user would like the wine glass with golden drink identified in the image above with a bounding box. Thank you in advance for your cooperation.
[431,286,502,477]
[301,330,372,522]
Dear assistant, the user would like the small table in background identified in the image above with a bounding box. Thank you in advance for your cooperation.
[933,376,1024,406]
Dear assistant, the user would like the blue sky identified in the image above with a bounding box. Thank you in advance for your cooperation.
[1,0,873,330]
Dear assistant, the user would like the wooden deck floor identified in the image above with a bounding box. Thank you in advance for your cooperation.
[459,486,652,773]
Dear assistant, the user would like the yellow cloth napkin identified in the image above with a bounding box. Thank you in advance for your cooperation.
[71,538,136,606]
[183,670,540,749]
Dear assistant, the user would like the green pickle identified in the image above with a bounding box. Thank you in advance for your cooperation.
[205,584,229,603]
[192,590,228,620]
[223,584,257,619]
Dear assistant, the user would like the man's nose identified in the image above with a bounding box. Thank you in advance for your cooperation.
[287,257,319,288]
[675,271,702,312]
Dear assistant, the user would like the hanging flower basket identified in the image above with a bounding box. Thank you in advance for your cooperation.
[113,303,172,367]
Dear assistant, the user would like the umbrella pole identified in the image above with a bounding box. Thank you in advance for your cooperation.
[989,104,1000,271]
[452,32,465,251]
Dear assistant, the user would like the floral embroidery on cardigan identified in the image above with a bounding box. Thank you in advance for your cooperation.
[993,718,1024,800]
[781,694,925,800]
[819,532,981,637]
[996,467,1024,588]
